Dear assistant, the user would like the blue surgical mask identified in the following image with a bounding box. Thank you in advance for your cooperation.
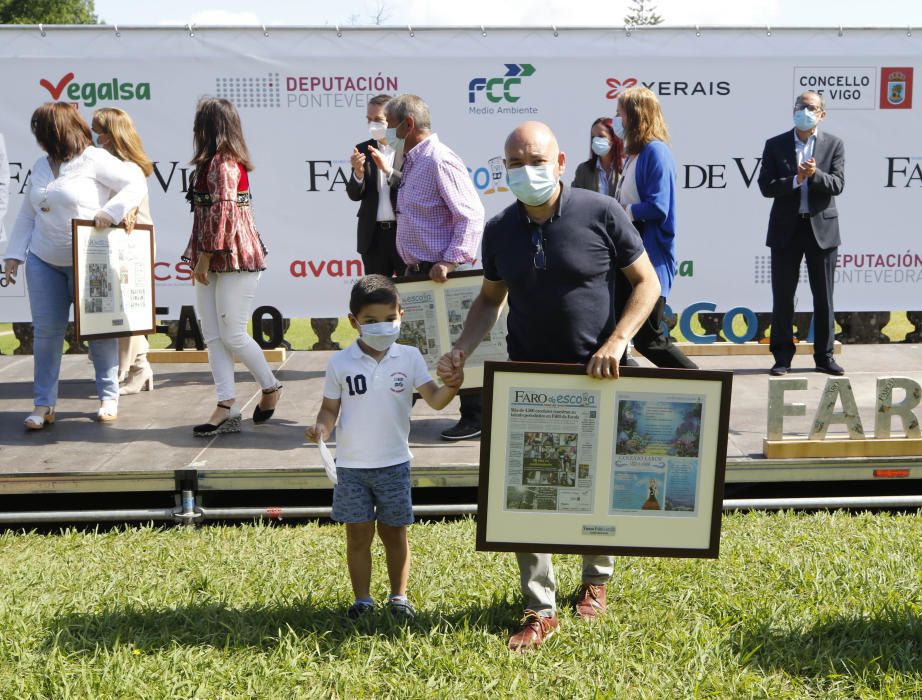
[591,137,611,157]
[506,164,559,206]
[793,108,819,131]
[612,116,625,140]
[360,319,401,351]
[385,127,398,144]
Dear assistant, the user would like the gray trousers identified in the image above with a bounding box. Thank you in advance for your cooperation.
[516,552,614,615]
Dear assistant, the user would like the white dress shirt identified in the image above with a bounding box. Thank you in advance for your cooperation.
[793,130,817,215]
[5,146,147,266]
[374,142,397,222]
[352,141,397,223]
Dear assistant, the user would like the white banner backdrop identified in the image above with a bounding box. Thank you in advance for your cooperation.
[1,26,920,323]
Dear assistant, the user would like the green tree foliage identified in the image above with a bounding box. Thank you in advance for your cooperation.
[624,0,663,26]
[0,0,98,24]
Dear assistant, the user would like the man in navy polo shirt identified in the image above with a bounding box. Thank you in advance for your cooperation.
[438,121,660,651]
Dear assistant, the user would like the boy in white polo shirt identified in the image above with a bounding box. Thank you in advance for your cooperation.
[306,274,462,619]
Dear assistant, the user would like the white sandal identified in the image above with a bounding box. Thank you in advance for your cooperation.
[24,406,56,430]
[96,399,118,422]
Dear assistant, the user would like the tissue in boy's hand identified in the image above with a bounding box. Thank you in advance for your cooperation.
[318,439,337,484]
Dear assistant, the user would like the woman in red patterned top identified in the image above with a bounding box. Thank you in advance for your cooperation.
[183,97,281,436]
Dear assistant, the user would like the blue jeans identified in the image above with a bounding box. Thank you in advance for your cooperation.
[26,252,119,406]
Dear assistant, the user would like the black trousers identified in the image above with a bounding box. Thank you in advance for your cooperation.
[770,217,837,366]
[404,261,482,427]
[614,271,698,369]
[361,222,405,277]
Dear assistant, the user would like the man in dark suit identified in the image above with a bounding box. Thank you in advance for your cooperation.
[758,90,845,376]
[346,94,404,276]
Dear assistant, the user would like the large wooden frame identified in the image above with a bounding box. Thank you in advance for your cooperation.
[476,362,733,558]
[394,270,508,392]
[72,219,156,341]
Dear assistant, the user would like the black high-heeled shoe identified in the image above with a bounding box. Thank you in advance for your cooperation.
[193,402,241,437]
[253,385,283,424]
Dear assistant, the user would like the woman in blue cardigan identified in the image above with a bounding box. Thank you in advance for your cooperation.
[613,86,697,369]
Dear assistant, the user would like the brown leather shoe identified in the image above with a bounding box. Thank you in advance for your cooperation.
[575,583,607,620]
[508,609,559,652]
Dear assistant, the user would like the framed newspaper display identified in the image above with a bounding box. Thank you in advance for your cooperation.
[394,270,508,392]
[72,219,156,341]
[477,362,732,558]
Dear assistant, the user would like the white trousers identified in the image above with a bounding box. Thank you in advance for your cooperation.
[194,271,277,402]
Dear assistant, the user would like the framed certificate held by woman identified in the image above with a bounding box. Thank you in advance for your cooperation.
[72,218,156,341]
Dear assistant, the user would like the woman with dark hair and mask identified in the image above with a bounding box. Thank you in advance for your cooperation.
[571,117,623,197]
[182,97,281,436]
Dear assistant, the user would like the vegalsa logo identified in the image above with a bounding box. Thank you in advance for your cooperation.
[469,63,535,103]
[605,76,730,98]
[39,71,152,107]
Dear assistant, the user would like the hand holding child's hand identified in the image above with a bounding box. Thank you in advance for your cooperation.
[442,365,464,389]
[305,423,329,444]
[437,348,465,387]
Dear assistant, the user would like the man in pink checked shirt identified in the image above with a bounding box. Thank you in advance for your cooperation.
[384,94,486,441]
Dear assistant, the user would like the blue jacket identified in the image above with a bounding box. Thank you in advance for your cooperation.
[631,139,677,298]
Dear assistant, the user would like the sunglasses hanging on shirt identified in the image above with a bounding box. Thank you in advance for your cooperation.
[532,227,547,270]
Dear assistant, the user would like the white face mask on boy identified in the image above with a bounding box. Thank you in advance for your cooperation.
[359,319,401,351]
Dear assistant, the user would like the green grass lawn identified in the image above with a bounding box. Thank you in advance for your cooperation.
[0,511,919,699]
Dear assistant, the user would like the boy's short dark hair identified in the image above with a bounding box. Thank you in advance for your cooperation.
[350,274,400,315]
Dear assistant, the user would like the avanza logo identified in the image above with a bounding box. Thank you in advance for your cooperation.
[290,258,364,278]
[39,72,152,107]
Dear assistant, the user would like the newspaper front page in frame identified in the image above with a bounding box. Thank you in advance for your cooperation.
[395,271,508,389]
[504,386,600,514]
[478,363,731,558]
[72,220,156,340]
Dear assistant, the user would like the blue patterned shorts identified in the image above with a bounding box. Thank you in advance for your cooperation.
[331,461,414,526]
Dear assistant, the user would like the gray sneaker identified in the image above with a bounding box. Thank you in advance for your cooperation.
[347,600,374,619]
[386,597,415,619]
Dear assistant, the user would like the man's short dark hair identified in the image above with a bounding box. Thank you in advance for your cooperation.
[795,90,826,111]
[368,94,392,108]
[350,274,400,315]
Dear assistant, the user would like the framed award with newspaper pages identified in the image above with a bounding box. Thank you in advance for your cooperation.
[394,270,508,392]
[477,362,733,558]
[72,219,156,341]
